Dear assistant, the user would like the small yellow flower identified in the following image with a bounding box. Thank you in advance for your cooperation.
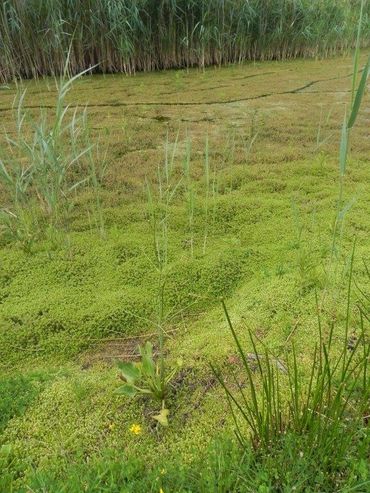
[160,489,165,493]
[129,423,142,435]
[108,423,115,431]
[160,468,166,475]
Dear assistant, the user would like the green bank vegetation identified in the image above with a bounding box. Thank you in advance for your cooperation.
[0,4,369,492]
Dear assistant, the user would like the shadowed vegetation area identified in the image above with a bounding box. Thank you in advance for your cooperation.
[0,45,369,492]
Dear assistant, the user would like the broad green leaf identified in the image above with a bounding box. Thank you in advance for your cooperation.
[134,387,154,395]
[139,342,155,377]
[116,384,137,397]
[117,361,140,384]
[347,57,369,129]
[141,353,155,378]
[152,408,169,427]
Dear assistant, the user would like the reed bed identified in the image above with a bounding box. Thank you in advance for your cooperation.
[0,0,368,81]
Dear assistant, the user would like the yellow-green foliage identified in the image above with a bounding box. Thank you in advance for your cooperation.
[0,223,255,370]
[1,365,229,488]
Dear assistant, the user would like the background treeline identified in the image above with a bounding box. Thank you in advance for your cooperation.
[0,0,369,81]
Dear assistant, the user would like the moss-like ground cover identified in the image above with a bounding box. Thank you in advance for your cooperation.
[0,53,369,491]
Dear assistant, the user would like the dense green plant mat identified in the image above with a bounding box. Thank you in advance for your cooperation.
[0,53,369,491]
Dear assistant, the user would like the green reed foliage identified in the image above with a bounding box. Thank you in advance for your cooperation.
[0,65,96,249]
[331,1,369,262]
[0,0,368,81]
[203,136,210,255]
[183,137,195,257]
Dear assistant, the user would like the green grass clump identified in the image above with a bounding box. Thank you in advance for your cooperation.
[215,293,369,449]
[2,434,369,492]
[0,62,105,251]
[0,0,368,82]
[0,373,50,433]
